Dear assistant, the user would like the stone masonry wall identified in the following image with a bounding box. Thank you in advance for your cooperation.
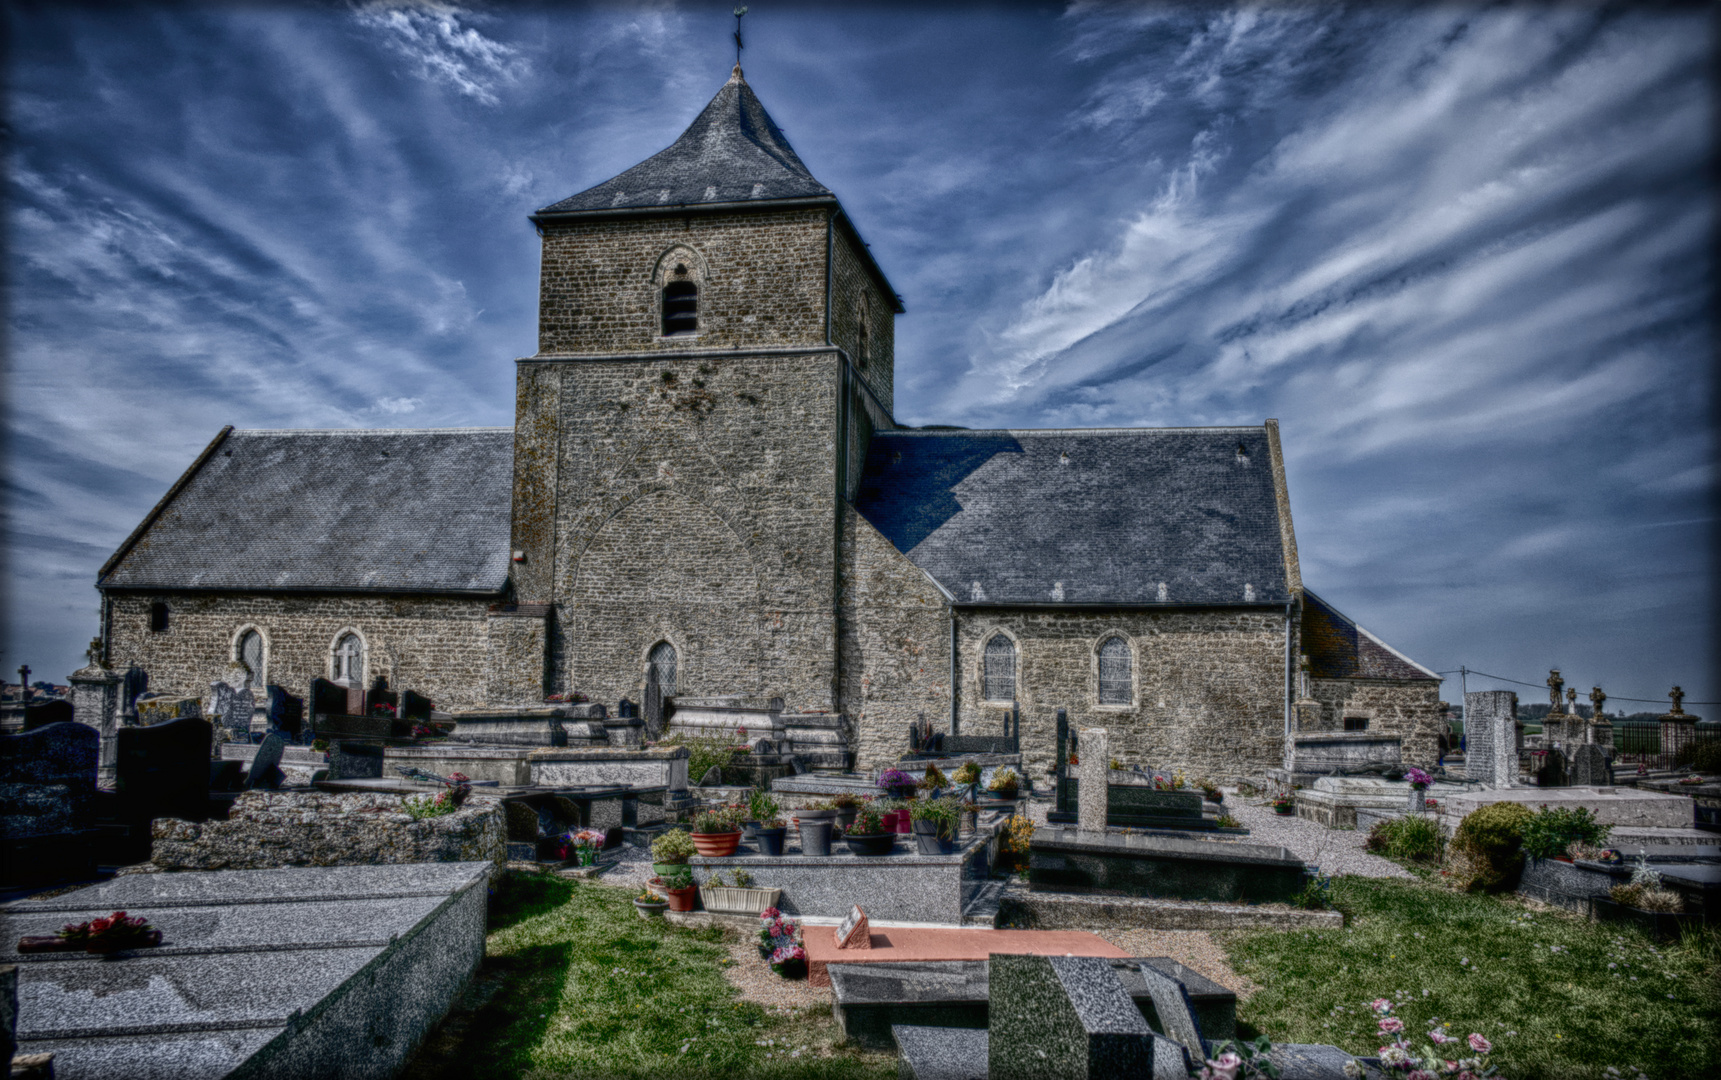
[537,210,830,355]
[484,611,548,707]
[839,507,952,772]
[104,592,493,710]
[1307,677,1443,769]
[955,609,1290,786]
[534,351,842,712]
[829,228,895,413]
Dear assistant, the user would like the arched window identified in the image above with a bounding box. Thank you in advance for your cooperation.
[1098,636,1132,705]
[662,278,698,336]
[333,633,364,688]
[237,629,265,691]
[648,641,678,698]
[983,634,1016,702]
[149,602,170,632]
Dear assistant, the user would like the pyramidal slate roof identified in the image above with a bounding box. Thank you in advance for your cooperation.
[853,427,1292,607]
[1302,591,1439,682]
[537,67,834,217]
[99,428,514,594]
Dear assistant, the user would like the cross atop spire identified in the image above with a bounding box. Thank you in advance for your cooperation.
[733,6,747,70]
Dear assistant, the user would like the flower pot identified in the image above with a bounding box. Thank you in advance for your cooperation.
[652,861,688,879]
[1203,790,1223,804]
[795,808,837,821]
[835,806,858,831]
[692,830,742,857]
[884,785,917,801]
[845,832,897,857]
[914,830,956,855]
[798,818,833,857]
[754,825,787,856]
[893,810,912,834]
[1273,805,1295,816]
[634,897,668,920]
[663,885,698,912]
[740,820,760,840]
[771,957,807,980]
[699,884,782,916]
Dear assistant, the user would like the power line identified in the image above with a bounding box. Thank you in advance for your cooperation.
[1437,666,1721,707]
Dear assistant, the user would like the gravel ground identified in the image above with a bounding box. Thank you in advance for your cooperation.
[1095,927,1261,998]
[1222,792,1414,880]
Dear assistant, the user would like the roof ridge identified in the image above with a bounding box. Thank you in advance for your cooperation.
[883,425,1268,437]
[228,427,514,436]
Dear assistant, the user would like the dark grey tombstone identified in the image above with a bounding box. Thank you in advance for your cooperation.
[698,765,722,787]
[987,953,1155,1080]
[0,721,98,795]
[328,741,384,780]
[1,963,16,1072]
[1132,962,1203,1069]
[246,731,287,790]
[0,722,100,886]
[1537,750,1568,788]
[618,698,636,719]
[401,690,434,721]
[22,699,73,731]
[1569,743,1612,787]
[121,664,149,720]
[266,685,305,740]
[116,716,211,824]
[310,678,347,720]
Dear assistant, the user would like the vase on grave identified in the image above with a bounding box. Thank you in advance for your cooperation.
[754,825,787,856]
[798,818,833,856]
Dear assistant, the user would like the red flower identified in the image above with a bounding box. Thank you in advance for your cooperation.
[89,917,113,933]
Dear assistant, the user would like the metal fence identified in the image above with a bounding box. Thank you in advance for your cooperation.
[1613,722,1720,771]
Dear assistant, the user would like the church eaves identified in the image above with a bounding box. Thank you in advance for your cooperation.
[535,67,834,218]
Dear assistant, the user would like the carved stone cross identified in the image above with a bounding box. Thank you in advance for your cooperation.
[1669,686,1685,716]
[1547,668,1564,711]
[1589,686,1606,720]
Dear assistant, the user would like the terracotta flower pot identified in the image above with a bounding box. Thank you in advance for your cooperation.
[692,830,742,857]
[663,885,699,912]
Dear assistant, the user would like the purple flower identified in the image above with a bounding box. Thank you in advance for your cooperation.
[1406,767,1433,787]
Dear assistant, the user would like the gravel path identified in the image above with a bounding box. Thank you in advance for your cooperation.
[1222,792,1414,880]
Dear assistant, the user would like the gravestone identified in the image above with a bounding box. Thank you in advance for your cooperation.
[401,690,434,722]
[698,765,721,786]
[327,741,384,780]
[210,680,255,741]
[1569,743,1611,787]
[309,678,348,722]
[987,953,1155,1080]
[1131,962,1203,1071]
[136,694,201,726]
[366,677,398,716]
[618,698,637,719]
[1464,690,1520,788]
[1077,729,1108,832]
[22,699,73,731]
[115,716,212,825]
[246,731,287,790]
[120,664,149,723]
[1537,749,1568,788]
[266,685,305,740]
[835,905,872,950]
[1,722,101,883]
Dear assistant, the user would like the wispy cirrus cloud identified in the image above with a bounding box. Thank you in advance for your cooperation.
[352,1,527,106]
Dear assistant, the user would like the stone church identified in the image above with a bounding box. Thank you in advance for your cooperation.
[93,68,1441,780]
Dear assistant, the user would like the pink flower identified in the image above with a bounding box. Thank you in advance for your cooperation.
[1372,998,1394,1014]
[1200,1052,1242,1080]
[1428,1030,1451,1045]
[760,907,781,920]
[1379,1017,1405,1033]
[1406,1071,1436,1080]
[1467,1033,1491,1054]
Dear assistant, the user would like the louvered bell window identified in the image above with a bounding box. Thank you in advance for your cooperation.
[983,635,1016,702]
[662,281,698,335]
[1098,636,1132,704]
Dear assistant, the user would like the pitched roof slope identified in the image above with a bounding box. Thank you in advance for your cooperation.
[100,428,514,593]
[1302,591,1439,682]
[538,68,833,216]
[853,427,1290,606]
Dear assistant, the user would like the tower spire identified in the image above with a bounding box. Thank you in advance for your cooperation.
[733,6,747,73]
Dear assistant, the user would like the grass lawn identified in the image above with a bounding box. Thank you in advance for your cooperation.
[410,873,895,1080]
[1223,876,1720,1080]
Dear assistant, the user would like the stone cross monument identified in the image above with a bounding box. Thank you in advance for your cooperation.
[1660,685,1699,763]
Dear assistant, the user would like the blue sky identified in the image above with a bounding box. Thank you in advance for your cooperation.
[5,2,1714,711]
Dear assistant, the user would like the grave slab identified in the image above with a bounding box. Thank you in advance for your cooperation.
[1028,827,1306,903]
[987,953,1155,1080]
[893,1023,988,1080]
[1,862,489,1080]
[1438,787,1693,830]
[996,888,1343,932]
[806,927,1127,987]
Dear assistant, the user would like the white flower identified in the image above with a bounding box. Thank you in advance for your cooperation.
[1343,1061,1365,1079]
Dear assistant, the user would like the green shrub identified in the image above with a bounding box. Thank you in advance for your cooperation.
[1520,805,1612,860]
[660,735,738,785]
[908,795,960,838]
[1449,801,1533,892]
[649,828,695,863]
[1365,815,1444,862]
[1674,738,1721,773]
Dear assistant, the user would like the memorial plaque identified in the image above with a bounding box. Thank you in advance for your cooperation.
[835,905,871,950]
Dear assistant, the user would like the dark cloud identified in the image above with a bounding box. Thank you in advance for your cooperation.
[4,3,1712,707]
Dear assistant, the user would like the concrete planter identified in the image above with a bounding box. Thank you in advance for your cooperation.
[700,885,782,916]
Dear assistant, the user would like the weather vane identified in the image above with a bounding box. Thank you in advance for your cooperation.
[734,6,747,69]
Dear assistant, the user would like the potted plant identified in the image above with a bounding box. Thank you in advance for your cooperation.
[844,805,897,857]
[699,869,782,916]
[1405,766,1433,790]
[918,762,949,799]
[952,761,982,802]
[660,866,699,912]
[795,800,838,856]
[986,767,1020,800]
[1199,781,1224,804]
[909,796,960,855]
[691,809,743,857]
[877,767,917,801]
[745,790,788,855]
[1270,793,1296,816]
[561,828,607,867]
[651,828,696,878]
[875,797,911,834]
[830,792,862,831]
[634,890,669,919]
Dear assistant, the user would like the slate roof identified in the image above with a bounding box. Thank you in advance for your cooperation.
[537,68,834,217]
[1302,591,1439,682]
[100,428,514,594]
[853,427,1292,606]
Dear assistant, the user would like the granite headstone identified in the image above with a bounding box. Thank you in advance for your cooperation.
[987,953,1155,1080]
[21,699,73,731]
[1569,743,1612,787]
[1536,750,1568,789]
[245,731,287,790]
[1132,961,1203,1068]
[1077,729,1108,832]
[115,716,211,824]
